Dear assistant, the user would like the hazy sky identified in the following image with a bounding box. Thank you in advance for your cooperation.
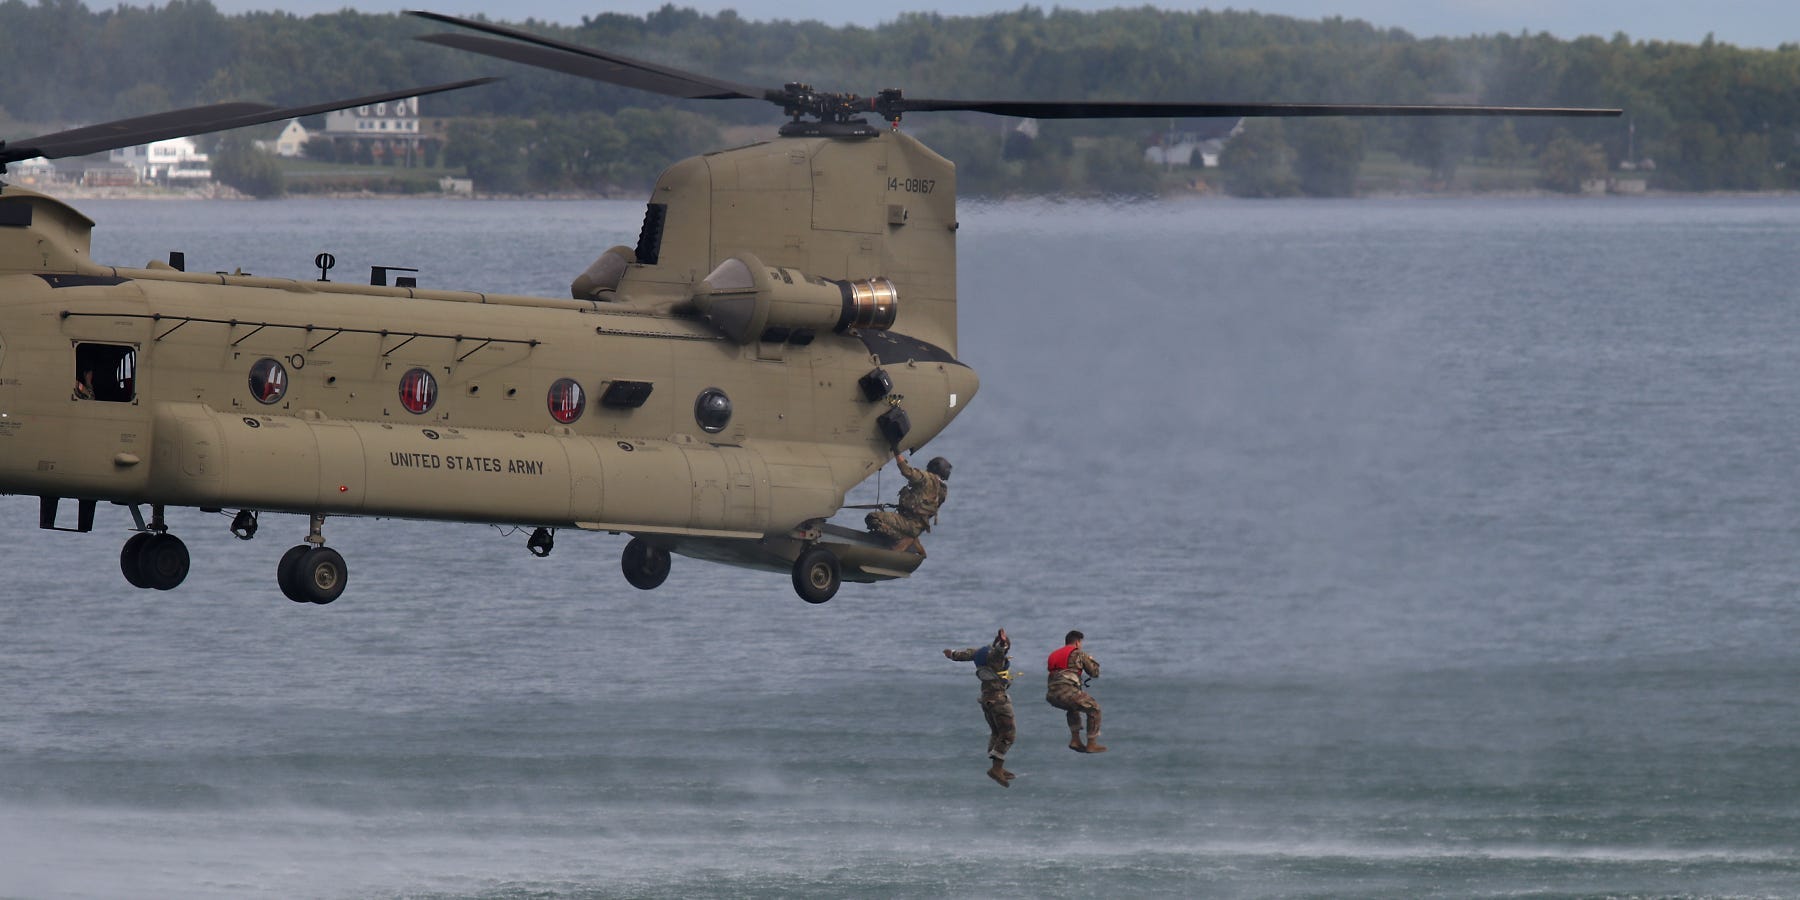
[190,0,1797,49]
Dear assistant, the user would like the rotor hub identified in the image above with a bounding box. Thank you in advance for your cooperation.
[773,83,908,134]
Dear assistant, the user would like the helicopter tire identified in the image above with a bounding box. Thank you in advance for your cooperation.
[621,537,671,591]
[137,533,190,591]
[290,547,348,605]
[277,544,313,603]
[792,545,840,604]
[120,532,155,589]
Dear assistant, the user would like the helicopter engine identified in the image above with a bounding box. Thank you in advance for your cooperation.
[693,252,897,344]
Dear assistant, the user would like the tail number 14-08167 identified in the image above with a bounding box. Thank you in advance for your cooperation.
[886,177,935,194]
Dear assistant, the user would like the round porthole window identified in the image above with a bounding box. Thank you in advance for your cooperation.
[398,367,438,414]
[248,357,287,405]
[694,387,732,434]
[547,378,586,424]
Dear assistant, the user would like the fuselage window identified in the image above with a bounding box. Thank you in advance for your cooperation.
[547,378,585,424]
[249,358,288,405]
[694,387,732,433]
[73,342,137,403]
[398,367,437,414]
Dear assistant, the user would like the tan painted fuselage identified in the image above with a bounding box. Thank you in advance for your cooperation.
[0,129,977,595]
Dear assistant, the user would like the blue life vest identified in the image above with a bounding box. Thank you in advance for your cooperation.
[973,644,1012,682]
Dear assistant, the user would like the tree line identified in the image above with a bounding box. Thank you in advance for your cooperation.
[5,0,1798,196]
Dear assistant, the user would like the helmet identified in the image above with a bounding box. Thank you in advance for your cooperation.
[927,457,952,480]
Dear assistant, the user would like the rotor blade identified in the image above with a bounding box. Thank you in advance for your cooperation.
[891,99,1623,119]
[3,103,272,165]
[4,78,497,164]
[410,11,768,101]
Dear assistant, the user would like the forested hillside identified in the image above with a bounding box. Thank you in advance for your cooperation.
[3,0,1795,194]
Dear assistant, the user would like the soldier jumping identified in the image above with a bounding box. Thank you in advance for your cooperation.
[944,627,1016,787]
[1046,630,1106,753]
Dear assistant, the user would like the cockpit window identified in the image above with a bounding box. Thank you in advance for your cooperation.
[73,343,136,402]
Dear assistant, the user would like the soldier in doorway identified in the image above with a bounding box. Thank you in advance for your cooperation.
[944,627,1015,786]
[865,452,950,554]
[1046,630,1106,753]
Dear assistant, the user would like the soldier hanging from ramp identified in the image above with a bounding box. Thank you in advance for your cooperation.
[865,452,950,554]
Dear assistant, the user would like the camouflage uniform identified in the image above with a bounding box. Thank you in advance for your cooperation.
[866,455,946,542]
[946,636,1015,768]
[1046,646,1103,750]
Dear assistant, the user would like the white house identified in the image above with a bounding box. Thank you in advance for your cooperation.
[321,94,434,165]
[271,120,310,158]
[324,96,421,137]
[11,156,57,184]
[1145,119,1244,169]
[111,137,211,183]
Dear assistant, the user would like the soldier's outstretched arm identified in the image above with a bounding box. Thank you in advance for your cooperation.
[946,647,979,662]
[895,454,924,482]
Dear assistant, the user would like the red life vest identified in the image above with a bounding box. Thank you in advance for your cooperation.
[1047,644,1079,672]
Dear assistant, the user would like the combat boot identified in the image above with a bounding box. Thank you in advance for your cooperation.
[1084,733,1108,753]
[987,758,1011,787]
[1068,732,1086,753]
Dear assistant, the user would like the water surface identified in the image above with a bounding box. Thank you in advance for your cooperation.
[4,194,1800,898]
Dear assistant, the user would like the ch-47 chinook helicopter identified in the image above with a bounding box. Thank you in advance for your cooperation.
[0,11,1620,606]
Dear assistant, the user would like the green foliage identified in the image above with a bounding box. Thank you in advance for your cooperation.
[1219,120,1299,197]
[614,108,723,185]
[1398,118,1474,185]
[1536,131,1608,193]
[1078,136,1159,197]
[447,118,534,194]
[913,120,1085,197]
[1717,132,1777,191]
[1651,121,1778,190]
[1,4,1795,194]
[445,109,722,194]
[302,136,338,164]
[211,133,284,198]
[1778,140,1800,190]
[1486,120,1526,170]
[915,121,1011,195]
[1290,118,1365,196]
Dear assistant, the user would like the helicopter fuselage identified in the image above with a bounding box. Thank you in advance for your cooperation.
[0,6,1622,605]
[0,129,977,602]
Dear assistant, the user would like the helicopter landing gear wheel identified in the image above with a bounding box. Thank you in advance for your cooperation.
[282,547,347,605]
[136,533,190,591]
[120,532,155,589]
[277,544,313,603]
[621,537,670,590]
[277,514,345,605]
[792,545,840,604]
